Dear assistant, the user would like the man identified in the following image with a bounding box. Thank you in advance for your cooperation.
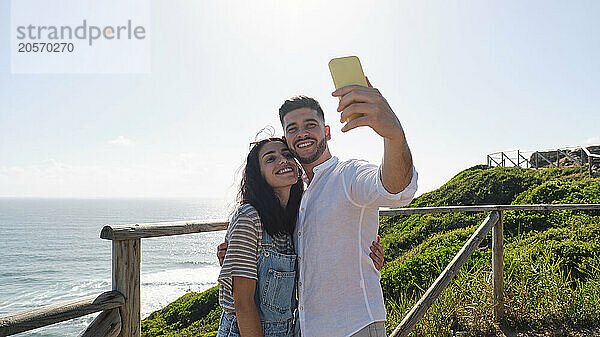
[221,80,417,336]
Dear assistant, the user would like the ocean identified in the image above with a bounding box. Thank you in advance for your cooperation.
[0,198,232,337]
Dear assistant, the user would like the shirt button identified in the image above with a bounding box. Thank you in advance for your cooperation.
[301,207,305,211]
[298,257,301,261]
[298,232,301,236]
[299,306,304,310]
[298,281,302,286]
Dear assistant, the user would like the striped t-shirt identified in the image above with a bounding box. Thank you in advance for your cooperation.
[218,203,294,314]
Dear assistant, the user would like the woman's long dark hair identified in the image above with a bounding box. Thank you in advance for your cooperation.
[238,138,303,237]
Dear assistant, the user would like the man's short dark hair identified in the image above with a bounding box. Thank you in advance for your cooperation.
[279,95,325,126]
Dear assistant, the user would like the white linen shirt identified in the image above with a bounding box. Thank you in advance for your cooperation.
[295,156,418,337]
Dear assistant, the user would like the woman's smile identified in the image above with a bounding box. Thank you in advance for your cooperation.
[259,142,299,189]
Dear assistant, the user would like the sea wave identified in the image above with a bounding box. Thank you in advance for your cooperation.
[177,260,214,266]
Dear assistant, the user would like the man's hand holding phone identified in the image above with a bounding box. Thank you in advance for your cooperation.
[329,56,405,141]
[330,56,414,194]
[332,79,405,141]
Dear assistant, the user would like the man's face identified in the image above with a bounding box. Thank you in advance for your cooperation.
[282,107,330,165]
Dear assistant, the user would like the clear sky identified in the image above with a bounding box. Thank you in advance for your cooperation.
[1,0,599,199]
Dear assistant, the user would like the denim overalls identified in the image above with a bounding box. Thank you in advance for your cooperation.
[218,229,297,337]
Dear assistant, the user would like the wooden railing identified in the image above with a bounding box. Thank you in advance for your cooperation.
[582,147,600,176]
[0,291,124,337]
[99,220,228,337]
[381,203,600,337]
[487,150,531,168]
[487,145,599,174]
[0,220,227,337]
[1,205,599,337]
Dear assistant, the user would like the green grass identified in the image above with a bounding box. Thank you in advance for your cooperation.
[141,286,222,337]
[141,165,600,337]
[384,218,600,336]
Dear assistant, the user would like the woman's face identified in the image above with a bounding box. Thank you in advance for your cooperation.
[258,141,299,189]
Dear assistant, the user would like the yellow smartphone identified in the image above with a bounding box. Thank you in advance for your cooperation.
[328,56,368,122]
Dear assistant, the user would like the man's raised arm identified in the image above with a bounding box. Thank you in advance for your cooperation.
[332,78,413,193]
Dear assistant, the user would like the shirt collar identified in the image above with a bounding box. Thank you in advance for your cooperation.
[313,156,338,173]
[302,156,338,187]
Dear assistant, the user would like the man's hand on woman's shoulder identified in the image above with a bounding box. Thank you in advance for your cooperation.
[217,242,228,266]
[370,236,385,270]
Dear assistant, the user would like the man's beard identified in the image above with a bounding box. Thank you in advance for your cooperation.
[293,138,327,164]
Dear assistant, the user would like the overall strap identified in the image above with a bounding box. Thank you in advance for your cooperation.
[261,227,274,248]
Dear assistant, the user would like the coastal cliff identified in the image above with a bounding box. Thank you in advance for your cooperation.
[142,165,600,336]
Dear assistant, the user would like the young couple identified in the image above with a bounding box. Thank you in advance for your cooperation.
[217,82,418,337]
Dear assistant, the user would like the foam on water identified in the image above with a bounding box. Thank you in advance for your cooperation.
[141,266,220,317]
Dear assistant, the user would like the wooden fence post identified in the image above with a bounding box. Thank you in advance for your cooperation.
[590,151,593,177]
[78,308,122,337]
[492,210,504,322]
[113,239,141,337]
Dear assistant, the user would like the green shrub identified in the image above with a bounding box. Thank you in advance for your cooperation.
[142,286,220,337]
[381,213,484,261]
[407,166,543,208]
[381,225,489,301]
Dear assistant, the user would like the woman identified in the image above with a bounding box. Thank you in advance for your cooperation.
[217,137,386,336]
[217,137,301,337]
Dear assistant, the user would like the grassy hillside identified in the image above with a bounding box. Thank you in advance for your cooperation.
[142,166,600,337]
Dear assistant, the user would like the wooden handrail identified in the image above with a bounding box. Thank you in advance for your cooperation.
[487,151,504,156]
[390,212,499,336]
[535,151,557,167]
[98,219,229,337]
[77,308,121,337]
[558,149,582,165]
[0,291,124,336]
[101,220,228,241]
[517,151,530,168]
[5,203,599,337]
[502,152,517,167]
[582,146,599,176]
[387,203,600,336]
[582,146,600,158]
[488,155,500,166]
[379,203,600,216]
[487,144,599,171]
